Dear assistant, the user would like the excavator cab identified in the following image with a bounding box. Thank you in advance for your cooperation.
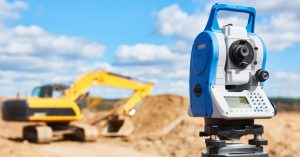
[31,84,89,109]
[31,84,68,98]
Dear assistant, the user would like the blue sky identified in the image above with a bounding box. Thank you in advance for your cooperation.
[1,0,300,98]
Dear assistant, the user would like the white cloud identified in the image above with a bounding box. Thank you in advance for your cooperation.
[0,0,27,22]
[115,43,187,65]
[258,13,300,51]
[114,65,188,81]
[0,25,106,57]
[0,24,107,75]
[264,71,300,98]
[156,4,205,41]
[113,42,190,95]
[274,71,300,82]
[154,80,188,96]
[113,43,190,96]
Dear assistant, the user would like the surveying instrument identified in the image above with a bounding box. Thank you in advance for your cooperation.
[189,3,277,157]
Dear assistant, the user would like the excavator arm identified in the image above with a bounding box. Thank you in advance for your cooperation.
[121,83,153,116]
[63,70,154,116]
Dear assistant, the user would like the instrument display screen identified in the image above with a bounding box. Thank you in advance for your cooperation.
[225,96,251,108]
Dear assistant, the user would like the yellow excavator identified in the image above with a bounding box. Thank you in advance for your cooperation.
[2,70,154,143]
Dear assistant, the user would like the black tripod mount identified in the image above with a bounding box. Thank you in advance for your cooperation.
[200,118,268,157]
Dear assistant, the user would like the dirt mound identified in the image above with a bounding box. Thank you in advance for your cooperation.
[88,94,189,135]
[131,94,188,134]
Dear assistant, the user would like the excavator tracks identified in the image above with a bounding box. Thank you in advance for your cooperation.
[22,123,98,143]
[72,123,98,141]
[23,125,53,143]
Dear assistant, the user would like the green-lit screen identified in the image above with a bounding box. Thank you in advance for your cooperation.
[224,96,251,108]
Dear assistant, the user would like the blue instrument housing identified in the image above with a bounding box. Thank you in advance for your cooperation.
[189,31,218,116]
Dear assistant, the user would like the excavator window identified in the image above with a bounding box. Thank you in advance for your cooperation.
[32,87,42,97]
[31,86,53,98]
[52,88,65,98]
[31,85,67,98]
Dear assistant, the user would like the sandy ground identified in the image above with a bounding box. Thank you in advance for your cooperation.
[0,95,299,157]
[0,139,161,157]
[36,142,161,157]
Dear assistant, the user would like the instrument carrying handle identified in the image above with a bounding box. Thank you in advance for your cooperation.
[205,3,256,33]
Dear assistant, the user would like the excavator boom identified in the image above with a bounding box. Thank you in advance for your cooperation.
[63,70,154,116]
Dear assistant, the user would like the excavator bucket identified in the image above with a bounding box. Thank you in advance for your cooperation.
[100,115,134,137]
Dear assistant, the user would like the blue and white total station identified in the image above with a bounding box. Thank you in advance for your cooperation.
[189,3,276,119]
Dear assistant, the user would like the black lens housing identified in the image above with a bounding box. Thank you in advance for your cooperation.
[229,40,255,68]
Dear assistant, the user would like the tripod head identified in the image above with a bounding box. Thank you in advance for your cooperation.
[189,3,276,119]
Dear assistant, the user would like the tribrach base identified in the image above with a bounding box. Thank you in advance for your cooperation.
[200,118,268,157]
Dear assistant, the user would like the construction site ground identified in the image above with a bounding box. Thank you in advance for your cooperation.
[0,94,299,157]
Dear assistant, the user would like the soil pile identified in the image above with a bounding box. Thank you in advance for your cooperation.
[131,94,188,134]
[86,94,189,135]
